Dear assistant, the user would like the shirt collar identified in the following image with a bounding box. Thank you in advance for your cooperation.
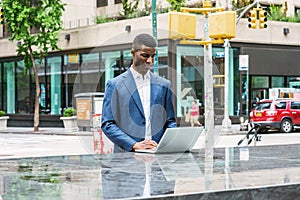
[130,66,150,80]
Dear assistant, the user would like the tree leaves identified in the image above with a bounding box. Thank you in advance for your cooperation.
[2,0,65,60]
[2,0,65,131]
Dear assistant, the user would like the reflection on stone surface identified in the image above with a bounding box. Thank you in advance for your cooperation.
[0,144,299,199]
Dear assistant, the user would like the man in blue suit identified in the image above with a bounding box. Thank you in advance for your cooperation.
[101,33,177,152]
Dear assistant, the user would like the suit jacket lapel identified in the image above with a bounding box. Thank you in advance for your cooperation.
[122,70,144,115]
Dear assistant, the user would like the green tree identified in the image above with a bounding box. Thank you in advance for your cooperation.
[2,0,65,132]
[167,0,185,11]
[120,0,140,18]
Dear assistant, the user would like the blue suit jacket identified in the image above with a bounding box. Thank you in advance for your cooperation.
[101,69,177,152]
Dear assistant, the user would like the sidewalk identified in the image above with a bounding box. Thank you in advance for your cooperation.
[0,127,87,136]
[1,125,300,159]
[0,124,247,136]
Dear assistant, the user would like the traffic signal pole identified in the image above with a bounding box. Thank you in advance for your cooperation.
[178,1,237,191]
[180,2,238,154]
[152,0,158,74]
[203,13,215,156]
[180,2,224,158]
[222,39,232,133]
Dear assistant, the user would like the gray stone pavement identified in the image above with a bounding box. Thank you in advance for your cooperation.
[0,124,247,135]
[1,124,300,160]
[0,127,80,135]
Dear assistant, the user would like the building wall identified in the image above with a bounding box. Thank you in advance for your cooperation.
[95,0,171,17]
[242,46,300,76]
[60,0,300,30]
[1,6,300,123]
[1,13,300,58]
[94,0,300,18]
[62,0,96,29]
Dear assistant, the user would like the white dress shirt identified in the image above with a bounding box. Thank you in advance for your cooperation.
[130,67,151,140]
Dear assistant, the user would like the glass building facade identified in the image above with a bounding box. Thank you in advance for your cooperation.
[0,43,240,121]
[1,41,299,125]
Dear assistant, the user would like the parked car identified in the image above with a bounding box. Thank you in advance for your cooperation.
[250,98,300,133]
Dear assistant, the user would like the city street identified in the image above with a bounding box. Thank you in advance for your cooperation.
[1,126,300,159]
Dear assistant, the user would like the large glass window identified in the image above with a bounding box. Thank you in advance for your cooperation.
[288,77,300,88]
[156,46,168,78]
[0,64,2,110]
[176,46,204,117]
[102,51,121,85]
[272,76,285,88]
[122,50,132,70]
[4,62,15,114]
[16,61,31,114]
[97,0,108,7]
[63,54,79,108]
[241,74,248,115]
[250,76,269,109]
[79,52,101,93]
[36,59,48,114]
[48,56,62,114]
[176,45,237,118]
[251,76,269,88]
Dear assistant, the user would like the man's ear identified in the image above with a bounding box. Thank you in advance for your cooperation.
[131,48,135,56]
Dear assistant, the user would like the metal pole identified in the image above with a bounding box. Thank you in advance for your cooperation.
[204,14,214,156]
[204,15,215,184]
[222,39,232,133]
[246,67,249,116]
[66,64,69,108]
[152,0,158,74]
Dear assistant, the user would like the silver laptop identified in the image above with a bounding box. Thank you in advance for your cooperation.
[135,127,203,154]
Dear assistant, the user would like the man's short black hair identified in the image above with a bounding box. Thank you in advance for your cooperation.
[132,33,157,50]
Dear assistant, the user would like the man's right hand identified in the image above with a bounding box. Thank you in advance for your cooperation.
[132,140,158,151]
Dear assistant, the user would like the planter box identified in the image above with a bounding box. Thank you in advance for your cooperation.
[0,116,9,130]
[60,116,79,132]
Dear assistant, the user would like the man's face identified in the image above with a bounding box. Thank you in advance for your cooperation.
[131,45,156,75]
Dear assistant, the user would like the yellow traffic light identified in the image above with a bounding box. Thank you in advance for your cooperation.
[248,9,257,29]
[258,9,267,29]
[0,7,3,25]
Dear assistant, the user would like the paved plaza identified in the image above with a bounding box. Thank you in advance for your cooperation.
[1,125,300,159]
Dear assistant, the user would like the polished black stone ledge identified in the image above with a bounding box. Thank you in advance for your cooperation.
[0,144,299,200]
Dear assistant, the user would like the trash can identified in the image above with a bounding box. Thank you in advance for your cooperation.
[74,92,113,153]
[74,92,104,131]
